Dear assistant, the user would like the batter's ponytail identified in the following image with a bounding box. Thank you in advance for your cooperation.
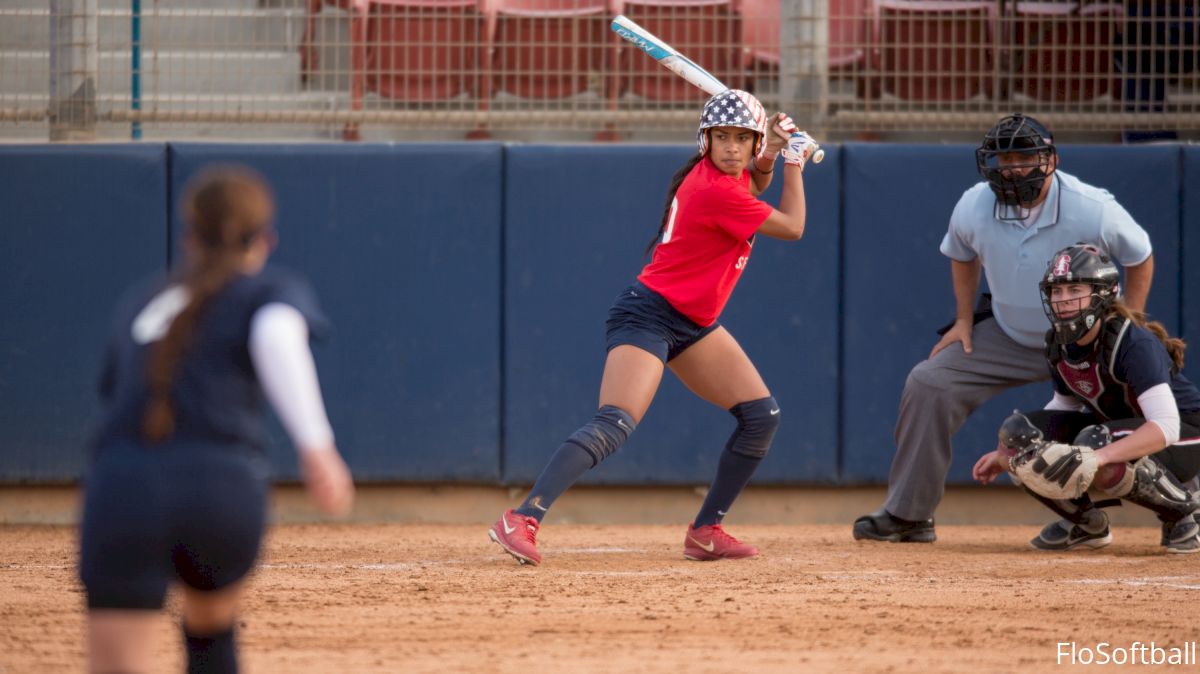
[646,154,704,256]
[143,166,275,444]
[1110,302,1187,371]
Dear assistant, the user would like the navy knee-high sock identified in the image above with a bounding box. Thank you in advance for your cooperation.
[514,442,596,521]
[515,405,636,522]
[693,398,780,528]
[184,624,238,674]
[693,448,763,527]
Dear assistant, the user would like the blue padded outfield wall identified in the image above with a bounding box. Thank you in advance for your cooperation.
[0,145,168,481]
[0,142,1193,485]
[169,144,504,482]
[1184,147,1200,383]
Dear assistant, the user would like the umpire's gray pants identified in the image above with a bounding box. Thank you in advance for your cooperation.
[884,317,1049,521]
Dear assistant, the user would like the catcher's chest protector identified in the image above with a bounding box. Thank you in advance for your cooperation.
[1044,317,1136,419]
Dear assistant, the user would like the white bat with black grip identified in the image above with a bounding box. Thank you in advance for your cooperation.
[610,14,825,165]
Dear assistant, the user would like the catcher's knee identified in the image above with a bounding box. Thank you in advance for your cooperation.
[998,411,1047,487]
[565,405,636,466]
[998,410,1045,454]
[1074,424,1114,449]
[725,397,781,459]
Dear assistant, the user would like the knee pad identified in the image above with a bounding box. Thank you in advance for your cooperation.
[565,405,636,466]
[725,397,781,459]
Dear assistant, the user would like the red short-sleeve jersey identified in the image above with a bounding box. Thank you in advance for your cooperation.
[637,157,774,327]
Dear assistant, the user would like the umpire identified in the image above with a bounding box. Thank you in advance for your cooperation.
[853,113,1155,542]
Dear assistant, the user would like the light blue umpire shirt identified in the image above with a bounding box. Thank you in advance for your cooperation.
[940,170,1153,349]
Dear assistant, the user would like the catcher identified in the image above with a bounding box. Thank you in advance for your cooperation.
[973,243,1200,553]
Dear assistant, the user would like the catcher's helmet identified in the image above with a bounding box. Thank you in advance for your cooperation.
[697,89,768,157]
[976,113,1056,219]
[1040,243,1120,344]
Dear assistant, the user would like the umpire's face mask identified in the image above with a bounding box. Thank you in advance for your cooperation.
[979,150,1054,213]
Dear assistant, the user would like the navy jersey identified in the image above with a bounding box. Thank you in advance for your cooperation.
[1049,320,1200,421]
[92,265,330,454]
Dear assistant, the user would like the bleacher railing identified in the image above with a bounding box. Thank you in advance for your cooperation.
[1,0,1196,141]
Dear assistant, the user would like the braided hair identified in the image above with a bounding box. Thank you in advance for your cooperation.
[142,166,275,443]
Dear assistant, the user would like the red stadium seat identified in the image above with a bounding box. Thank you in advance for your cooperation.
[610,0,744,101]
[1010,1,1122,102]
[487,0,609,99]
[739,0,779,69]
[871,0,995,101]
[741,0,868,72]
[357,0,485,102]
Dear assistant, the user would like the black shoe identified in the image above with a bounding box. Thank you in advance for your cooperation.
[852,508,936,543]
[1161,513,1200,554]
[1029,516,1112,551]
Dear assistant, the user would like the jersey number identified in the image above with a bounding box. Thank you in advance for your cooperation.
[131,286,191,345]
[661,197,679,244]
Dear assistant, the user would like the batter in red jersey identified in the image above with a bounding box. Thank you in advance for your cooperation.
[490,89,821,565]
[638,150,775,326]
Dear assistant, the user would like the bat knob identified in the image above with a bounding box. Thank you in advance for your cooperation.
[812,148,825,164]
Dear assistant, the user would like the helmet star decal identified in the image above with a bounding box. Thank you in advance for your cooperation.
[697,90,768,157]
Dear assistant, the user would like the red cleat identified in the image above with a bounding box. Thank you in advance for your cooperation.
[684,523,759,561]
[489,509,542,566]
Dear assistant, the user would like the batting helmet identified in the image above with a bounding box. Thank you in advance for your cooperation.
[1039,243,1120,344]
[697,89,768,157]
[976,113,1057,217]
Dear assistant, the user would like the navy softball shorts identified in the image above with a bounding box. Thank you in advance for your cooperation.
[605,281,719,363]
[79,443,270,610]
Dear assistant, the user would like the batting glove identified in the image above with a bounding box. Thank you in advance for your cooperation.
[781,131,820,170]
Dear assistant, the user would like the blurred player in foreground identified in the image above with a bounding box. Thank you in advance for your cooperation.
[490,90,819,565]
[79,166,354,673]
[974,244,1200,553]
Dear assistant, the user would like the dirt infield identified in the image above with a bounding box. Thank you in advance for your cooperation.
[3,523,1200,673]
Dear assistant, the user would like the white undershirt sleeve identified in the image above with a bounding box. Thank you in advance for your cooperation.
[1044,392,1087,412]
[249,303,335,453]
[1137,383,1181,446]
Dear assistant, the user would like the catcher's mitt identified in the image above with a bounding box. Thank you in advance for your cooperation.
[1009,442,1099,500]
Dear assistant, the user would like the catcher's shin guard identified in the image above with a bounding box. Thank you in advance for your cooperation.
[1122,456,1200,523]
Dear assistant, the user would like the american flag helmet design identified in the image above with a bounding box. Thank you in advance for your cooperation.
[697,89,768,157]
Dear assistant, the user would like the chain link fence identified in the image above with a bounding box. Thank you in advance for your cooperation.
[1,0,1195,141]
